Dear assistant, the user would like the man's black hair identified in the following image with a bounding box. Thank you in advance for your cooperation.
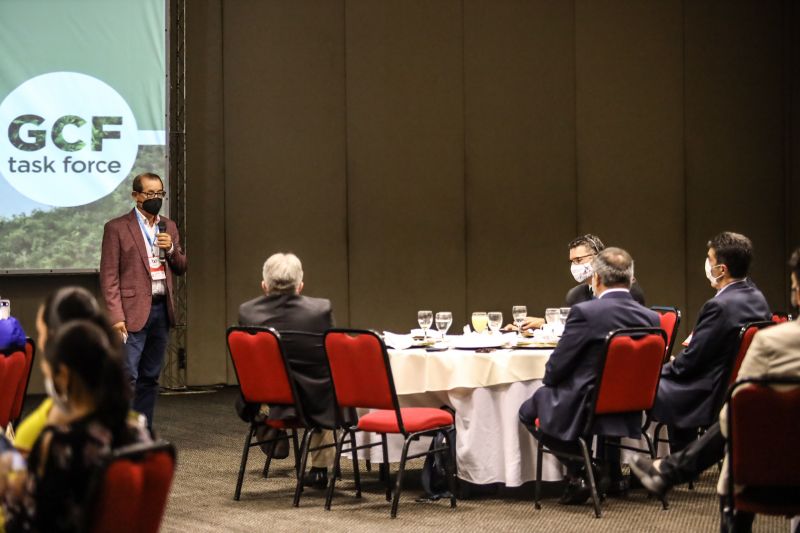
[707,232,752,279]
[568,234,605,254]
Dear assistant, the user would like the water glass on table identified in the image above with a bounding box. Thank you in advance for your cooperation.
[559,307,570,325]
[435,311,452,341]
[545,308,561,325]
[417,310,433,340]
[512,305,527,334]
[471,312,488,333]
[488,311,503,334]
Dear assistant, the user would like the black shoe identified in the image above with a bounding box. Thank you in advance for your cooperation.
[559,476,592,505]
[629,456,668,498]
[303,467,328,490]
[604,477,629,496]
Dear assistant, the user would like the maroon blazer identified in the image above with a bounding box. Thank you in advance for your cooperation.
[100,209,187,332]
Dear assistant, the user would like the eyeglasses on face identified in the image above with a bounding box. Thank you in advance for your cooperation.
[569,254,595,265]
[136,190,167,199]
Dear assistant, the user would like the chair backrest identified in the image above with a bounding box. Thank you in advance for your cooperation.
[324,329,400,415]
[87,441,177,533]
[11,338,36,425]
[589,328,667,429]
[727,378,800,511]
[650,306,680,361]
[728,322,774,387]
[0,350,27,429]
[226,326,296,407]
[771,312,792,323]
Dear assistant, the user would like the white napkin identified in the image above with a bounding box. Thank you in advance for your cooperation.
[383,331,414,350]
[410,329,442,339]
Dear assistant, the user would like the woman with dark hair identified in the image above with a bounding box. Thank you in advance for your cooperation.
[13,287,135,455]
[1,319,149,532]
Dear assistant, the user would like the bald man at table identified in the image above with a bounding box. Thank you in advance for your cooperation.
[518,247,659,505]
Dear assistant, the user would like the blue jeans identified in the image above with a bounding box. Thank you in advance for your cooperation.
[124,300,169,429]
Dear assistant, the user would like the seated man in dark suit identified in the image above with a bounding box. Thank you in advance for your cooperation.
[519,247,660,504]
[632,246,800,533]
[650,232,771,452]
[239,252,335,489]
[511,234,646,331]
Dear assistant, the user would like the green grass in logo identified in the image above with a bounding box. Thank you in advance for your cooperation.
[0,145,166,270]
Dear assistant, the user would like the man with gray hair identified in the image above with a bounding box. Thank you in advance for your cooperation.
[238,252,336,489]
[519,247,660,505]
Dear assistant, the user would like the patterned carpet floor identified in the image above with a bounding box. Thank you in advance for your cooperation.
[155,387,789,532]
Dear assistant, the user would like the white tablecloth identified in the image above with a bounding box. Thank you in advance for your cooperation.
[388,347,551,395]
[353,346,664,487]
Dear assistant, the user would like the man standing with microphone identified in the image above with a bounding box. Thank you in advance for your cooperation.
[100,172,187,430]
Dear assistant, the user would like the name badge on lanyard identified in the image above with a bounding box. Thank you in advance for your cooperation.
[149,255,166,280]
[138,214,167,281]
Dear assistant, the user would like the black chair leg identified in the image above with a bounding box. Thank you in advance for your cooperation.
[381,434,391,501]
[262,444,274,479]
[579,437,602,518]
[534,440,543,510]
[293,428,314,507]
[349,430,362,498]
[366,459,372,472]
[324,430,349,511]
[390,436,412,518]
[643,430,656,459]
[291,429,301,476]
[235,426,255,501]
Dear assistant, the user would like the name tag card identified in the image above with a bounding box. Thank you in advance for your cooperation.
[149,256,166,280]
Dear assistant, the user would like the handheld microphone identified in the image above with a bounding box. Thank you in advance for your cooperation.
[157,221,167,264]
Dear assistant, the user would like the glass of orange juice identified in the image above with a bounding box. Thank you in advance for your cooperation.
[471,312,488,333]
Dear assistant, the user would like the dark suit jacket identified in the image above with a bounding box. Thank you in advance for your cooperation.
[565,281,646,307]
[650,280,771,428]
[100,209,187,332]
[532,291,660,441]
[238,293,335,427]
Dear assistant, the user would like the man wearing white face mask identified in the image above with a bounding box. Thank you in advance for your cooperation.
[565,234,646,307]
[650,231,771,452]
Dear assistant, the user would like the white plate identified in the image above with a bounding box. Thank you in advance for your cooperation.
[451,334,506,350]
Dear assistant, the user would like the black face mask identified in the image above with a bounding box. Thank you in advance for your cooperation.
[141,198,162,216]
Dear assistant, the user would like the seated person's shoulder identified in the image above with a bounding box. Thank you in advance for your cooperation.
[300,295,332,312]
[755,320,800,347]
[565,284,590,306]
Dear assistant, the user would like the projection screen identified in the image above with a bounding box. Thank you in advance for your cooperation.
[0,0,167,273]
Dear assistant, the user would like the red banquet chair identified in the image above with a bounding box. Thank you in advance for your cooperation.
[86,440,176,533]
[226,326,305,500]
[650,306,681,361]
[0,347,28,432]
[10,338,36,428]
[727,322,774,388]
[652,320,774,462]
[323,329,456,518]
[533,327,667,518]
[725,377,800,529]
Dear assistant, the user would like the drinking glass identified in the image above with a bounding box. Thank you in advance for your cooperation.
[435,311,453,340]
[545,308,561,325]
[559,307,570,325]
[512,305,527,333]
[487,311,503,334]
[471,312,488,333]
[417,310,433,340]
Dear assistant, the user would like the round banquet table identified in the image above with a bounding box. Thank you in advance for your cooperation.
[353,346,561,487]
